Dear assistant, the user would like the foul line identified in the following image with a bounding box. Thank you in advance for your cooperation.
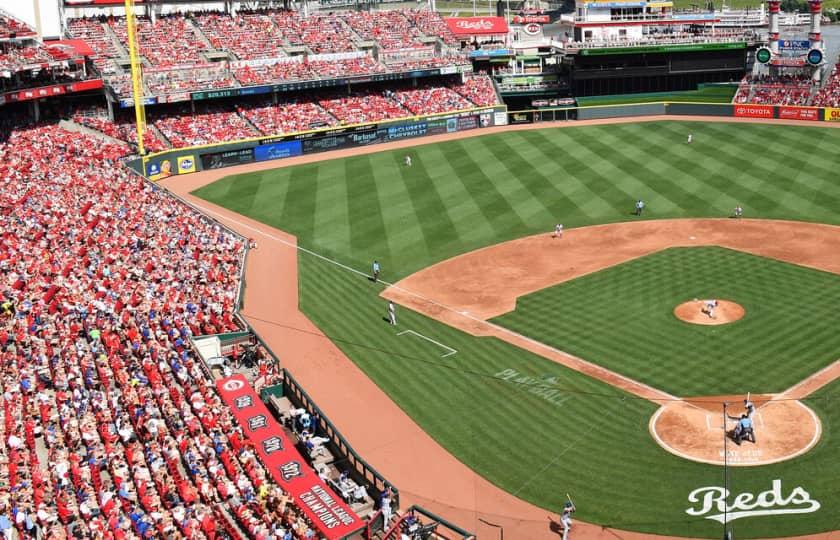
[186,199,676,404]
[397,330,457,358]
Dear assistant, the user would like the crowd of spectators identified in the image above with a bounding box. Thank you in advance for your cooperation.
[733,73,816,106]
[318,91,410,125]
[237,98,337,135]
[153,105,259,147]
[65,10,470,99]
[0,42,55,73]
[392,85,472,115]
[812,64,840,107]
[192,12,286,60]
[109,15,210,68]
[64,74,498,148]
[0,12,35,39]
[269,12,358,55]
[451,75,499,107]
[341,11,422,50]
[0,116,329,539]
[144,68,238,97]
[66,18,123,76]
[71,110,168,153]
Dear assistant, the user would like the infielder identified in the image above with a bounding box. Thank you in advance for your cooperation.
[703,299,718,319]
[734,205,743,218]
[634,199,645,216]
[372,260,380,283]
[388,301,397,326]
[560,501,576,540]
[553,223,563,238]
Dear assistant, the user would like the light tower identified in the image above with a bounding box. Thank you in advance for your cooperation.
[767,0,780,55]
[123,0,147,155]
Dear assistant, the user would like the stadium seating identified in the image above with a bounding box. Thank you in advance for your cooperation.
[0,118,324,539]
[269,11,359,54]
[452,75,500,108]
[238,98,338,135]
[341,10,422,50]
[392,85,473,115]
[153,105,260,147]
[71,110,168,153]
[109,15,209,69]
[734,73,815,106]
[192,11,286,60]
[812,64,840,107]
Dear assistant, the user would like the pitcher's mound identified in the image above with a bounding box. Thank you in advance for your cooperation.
[649,395,821,466]
[674,299,744,325]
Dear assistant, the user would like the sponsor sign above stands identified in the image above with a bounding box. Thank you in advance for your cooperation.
[778,106,820,121]
[579,41,744,56]
[734,104,774,118]
[512,14,550,23]
[216,376,364,539]
[469,49,514,58]
[445,17,509,36]
[824,108,840,122]
[1,79,102,105]
[779,40,811,51]
[584,1,645,7]
[189,67,465,102]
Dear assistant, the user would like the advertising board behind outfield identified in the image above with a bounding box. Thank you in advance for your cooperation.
[824,108,840,122]
[778,107,820,121]
[734,105,774,118]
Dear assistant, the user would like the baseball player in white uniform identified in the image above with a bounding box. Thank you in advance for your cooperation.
[388,301,397,326]
[687,133,693,144]
[553,223,563,238]
[744,398,755,418]
[560,501,575,540]
[704,299,718,319]
[405,155,412,167]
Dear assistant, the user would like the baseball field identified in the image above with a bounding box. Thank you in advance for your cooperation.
[192,120,840,539]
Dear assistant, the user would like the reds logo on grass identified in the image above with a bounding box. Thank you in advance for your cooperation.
[686,479,820,523]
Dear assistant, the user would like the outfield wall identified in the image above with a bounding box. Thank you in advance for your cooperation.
[128,102,840,181]
[512,102,834,123]
[130,106,508,180]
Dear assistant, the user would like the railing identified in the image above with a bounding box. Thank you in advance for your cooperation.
[381,506,475,540]
[264,369,401,510]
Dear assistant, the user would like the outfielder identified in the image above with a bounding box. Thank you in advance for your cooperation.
[687,133,693,144]
[560,500,576,540]
[404,155,412,167]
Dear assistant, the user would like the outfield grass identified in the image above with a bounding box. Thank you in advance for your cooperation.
[194,121,840,538]
[575,86,736,107]
[493,246,840,396]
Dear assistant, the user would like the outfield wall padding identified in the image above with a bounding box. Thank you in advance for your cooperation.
[577,103,666,120]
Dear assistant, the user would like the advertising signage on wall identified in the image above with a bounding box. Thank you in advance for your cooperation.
[778,106,820,121]
[191,68,454,101]
[733,104,774,118]
[200,148,255,169]
[824,108,840,122]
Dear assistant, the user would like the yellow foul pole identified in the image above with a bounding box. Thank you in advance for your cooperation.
[124,0,146,155]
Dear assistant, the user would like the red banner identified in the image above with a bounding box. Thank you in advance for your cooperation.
[778,106,820,121]
[513,15,550,23]
[445,16,509,36]
[3,79,103,103]
[216,375,364,539]
[733,104,774,118]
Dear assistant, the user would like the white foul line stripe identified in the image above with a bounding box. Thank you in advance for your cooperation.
[397,330,457,358]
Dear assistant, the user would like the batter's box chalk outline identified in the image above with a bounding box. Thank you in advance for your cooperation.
[397,330,457,358]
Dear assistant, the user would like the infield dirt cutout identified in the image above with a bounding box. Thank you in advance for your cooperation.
[674,300,745,325]
[384,218,840,466]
